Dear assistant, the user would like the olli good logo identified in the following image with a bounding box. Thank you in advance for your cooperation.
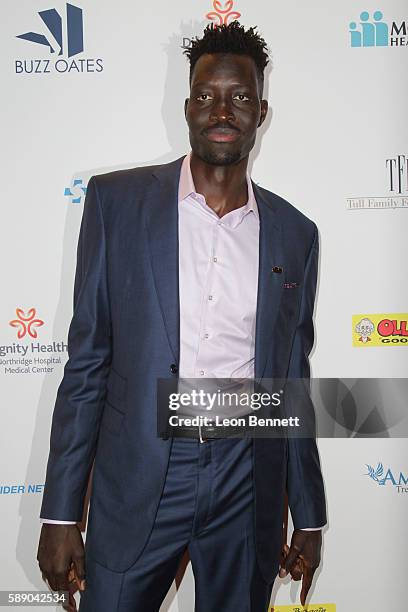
[17,3,84,58]
[9,308,44,339]
[352,314,408,346]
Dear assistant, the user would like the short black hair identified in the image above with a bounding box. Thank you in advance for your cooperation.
[183,21,269,94]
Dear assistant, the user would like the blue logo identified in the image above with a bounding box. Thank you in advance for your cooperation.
[17,3,83,58]
[64,179,87,204]
[365,462,408,493]
[349,12,408,48]
[349,11,388,47]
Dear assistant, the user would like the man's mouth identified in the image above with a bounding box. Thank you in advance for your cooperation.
[204,127,241,143]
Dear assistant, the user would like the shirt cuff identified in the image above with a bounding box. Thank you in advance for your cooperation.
[299,525,326,531]
[40,518,77,525]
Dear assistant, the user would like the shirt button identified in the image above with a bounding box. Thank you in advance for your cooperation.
[213,256,217,262]
[208,295,213,301]
[204,333,209,339]
[199,370,205,376]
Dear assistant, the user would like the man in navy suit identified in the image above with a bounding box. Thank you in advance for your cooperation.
[37,22,326,611]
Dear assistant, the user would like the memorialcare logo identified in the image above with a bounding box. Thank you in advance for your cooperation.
[352,314,408,347]
[1,307,68,376]
[182,0,241,49]
[365,463,408,494]
[15,3,104,75]
[271,605,336,612]
[347,153,408,210]
[349,11,408,47]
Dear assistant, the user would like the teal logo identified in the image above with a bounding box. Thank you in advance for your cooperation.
[349,11,388,47]
[64,179,87,204]
[349,11,408,47]
[366,463,408,493]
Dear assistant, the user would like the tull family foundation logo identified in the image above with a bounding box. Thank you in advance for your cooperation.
[347,153,408,210]
[352,314,408,346]
[349,10,408,47]
[365,462,408,493]
[1,307,68,375]
[15,3,104,75]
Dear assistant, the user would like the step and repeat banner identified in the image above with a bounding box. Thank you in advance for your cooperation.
[1,0,407,610]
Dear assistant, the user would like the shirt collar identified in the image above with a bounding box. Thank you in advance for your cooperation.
[178,152,259,221]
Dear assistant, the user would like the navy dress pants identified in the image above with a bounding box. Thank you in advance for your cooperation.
[79,437,273,611]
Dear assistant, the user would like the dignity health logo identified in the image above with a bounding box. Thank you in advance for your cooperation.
[366,463,408,494]
[349,10,408,47]
[15,3,104,75]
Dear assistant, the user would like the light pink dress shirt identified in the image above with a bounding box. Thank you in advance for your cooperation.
[41,154,322,530]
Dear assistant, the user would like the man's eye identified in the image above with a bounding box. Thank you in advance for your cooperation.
[197,94,212,101]
[233,94,250,101]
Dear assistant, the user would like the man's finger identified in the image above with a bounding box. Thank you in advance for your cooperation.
[300,565,315,606]
[279,544,301,577]
[73,556,86,591]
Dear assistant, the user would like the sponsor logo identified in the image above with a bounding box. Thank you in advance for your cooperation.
[271,605,336,612]
[15,3,104,75]
[365,462,408,493]
[183,0,241,49]
[0,483,45,495]
[9,308,44,339]
[353,314,408,346]
[206,0,241,27]
[349,11,408,47]
[347,154,408,210]
[2,308,68,375]
[64,179,87,204]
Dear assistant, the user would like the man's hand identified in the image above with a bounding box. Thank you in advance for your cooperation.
[279,529,322,606]
[37,524,86,607]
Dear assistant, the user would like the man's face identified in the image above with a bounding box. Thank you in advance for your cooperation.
[184,53,268,166]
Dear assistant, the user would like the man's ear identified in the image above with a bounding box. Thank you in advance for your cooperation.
[258,99,268,127]
[184,98,189,119]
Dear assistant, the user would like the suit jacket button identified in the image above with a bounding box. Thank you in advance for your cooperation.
[170,364,178,374]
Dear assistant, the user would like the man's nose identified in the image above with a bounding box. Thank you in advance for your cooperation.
[209,97,235,123]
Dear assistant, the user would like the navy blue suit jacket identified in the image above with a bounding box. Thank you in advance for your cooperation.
[41,156,326,583]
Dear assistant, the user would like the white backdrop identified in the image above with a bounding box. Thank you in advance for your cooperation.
[1,1,407,610]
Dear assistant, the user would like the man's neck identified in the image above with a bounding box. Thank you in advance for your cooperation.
[189,152,249,219]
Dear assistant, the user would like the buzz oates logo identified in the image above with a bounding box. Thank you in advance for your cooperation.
[347,154,408,210]
[366,463,408,494]
[182,0,241,49]
[0,307,68,375]
[15,3,104,75]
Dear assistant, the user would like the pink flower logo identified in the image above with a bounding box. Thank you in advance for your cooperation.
[9,308,44,339]
[206,0,241,26]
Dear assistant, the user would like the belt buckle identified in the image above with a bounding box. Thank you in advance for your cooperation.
[198,424,207,444]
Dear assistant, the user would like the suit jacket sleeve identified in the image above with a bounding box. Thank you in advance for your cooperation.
[286,224,327,529]
[40,177,112,521]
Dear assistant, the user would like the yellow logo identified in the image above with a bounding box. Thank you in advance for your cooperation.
[352,313,408,347]
[271,605,336,612]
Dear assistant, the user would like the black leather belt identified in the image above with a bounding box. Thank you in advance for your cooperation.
[169,423,248,443]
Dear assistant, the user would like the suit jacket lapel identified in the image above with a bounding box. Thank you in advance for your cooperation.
[253,183,284,380]
[145,159,284,379]
[146,156,185,364]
